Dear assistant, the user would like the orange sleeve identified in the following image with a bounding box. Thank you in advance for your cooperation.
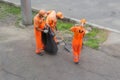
[46,16,52,27]
[34,17,44,29]
[34,18,39,28]
[49,20,53,26]
[48,19,57,29]
[70,26,77,32]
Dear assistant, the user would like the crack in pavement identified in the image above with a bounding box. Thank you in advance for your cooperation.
[1,68,25,80]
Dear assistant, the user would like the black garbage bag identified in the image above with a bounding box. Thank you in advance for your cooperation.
[42,27,58,55]
[42,28,47,46]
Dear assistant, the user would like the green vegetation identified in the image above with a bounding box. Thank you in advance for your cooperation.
[0,2,21,26]
[84,28,108,49]
[0,2,108,49]
[0,2,20,17]
[0,2,35,26]
[57,20,74,30]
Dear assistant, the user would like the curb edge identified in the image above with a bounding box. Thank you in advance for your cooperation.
[1,0,120,33]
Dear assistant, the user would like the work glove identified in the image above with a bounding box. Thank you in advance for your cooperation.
[78,30,83,33]
[43,29,48,33]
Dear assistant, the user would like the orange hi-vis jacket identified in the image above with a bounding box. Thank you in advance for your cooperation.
[46,10,58,43]
[46,10,57,32]
[34,14,46,53]
[70,26,85,62]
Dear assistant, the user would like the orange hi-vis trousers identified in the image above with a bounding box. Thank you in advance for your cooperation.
[72,40,82,62]
[34,28,44,53]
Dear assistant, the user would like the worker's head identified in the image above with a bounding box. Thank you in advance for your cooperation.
[80,19,86,26]
[47,10,53,15]
[38,9,47,18]
[56,12,64,19]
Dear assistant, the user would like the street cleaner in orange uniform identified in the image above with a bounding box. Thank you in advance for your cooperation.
[46,10,64,44]
[33,10,48,55]
[70,19,86,64]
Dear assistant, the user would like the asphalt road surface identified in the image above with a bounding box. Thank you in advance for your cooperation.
[3,0,120,31]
